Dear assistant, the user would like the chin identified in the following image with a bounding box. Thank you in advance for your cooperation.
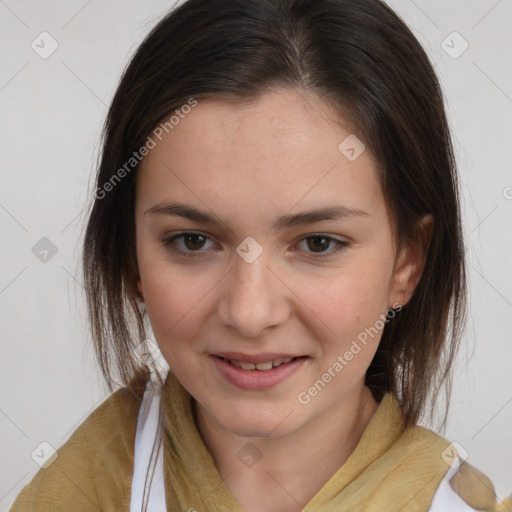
[213,404,299,440]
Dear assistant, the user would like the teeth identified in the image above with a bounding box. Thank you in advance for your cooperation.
[227,357,297,371]
[255,361,273,371]
[239,361,256,370]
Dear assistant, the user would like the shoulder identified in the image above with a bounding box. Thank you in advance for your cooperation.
[407,426,509,512]
[8,383,145,512]
[443,461,512,512]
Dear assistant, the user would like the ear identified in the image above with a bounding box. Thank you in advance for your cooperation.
[389,214,434,308]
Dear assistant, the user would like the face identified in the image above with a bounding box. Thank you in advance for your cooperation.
[135,88,418,439]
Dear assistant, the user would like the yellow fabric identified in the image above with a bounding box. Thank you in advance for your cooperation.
[161,370,508,512]
[9,370,510,511]
[451,463,512,512]
[8,384,144,511]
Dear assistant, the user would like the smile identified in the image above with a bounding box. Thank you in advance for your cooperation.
[211,355,308,390]
[225,357,295,371]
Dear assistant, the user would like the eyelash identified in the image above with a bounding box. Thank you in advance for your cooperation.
[161,232,349,259]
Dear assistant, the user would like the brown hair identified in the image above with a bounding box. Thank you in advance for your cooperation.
[82,0,466,428]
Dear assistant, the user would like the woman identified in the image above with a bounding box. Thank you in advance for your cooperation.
[9,0,511,510]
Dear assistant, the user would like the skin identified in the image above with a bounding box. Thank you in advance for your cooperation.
[134,87,432,512]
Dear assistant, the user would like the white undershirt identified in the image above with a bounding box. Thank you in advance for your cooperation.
[130,375,166,512]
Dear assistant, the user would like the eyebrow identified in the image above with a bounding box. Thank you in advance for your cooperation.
[144,201,369,231]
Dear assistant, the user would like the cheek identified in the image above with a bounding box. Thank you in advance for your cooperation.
[139,258,212,353]
[301,263,393,381]
[306,265,392,336]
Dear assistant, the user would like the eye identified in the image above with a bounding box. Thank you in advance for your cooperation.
[162,232,214,257]
[161,232,349,258]
[297,234,348,257]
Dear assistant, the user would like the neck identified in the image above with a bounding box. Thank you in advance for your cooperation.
[194,383,380,512]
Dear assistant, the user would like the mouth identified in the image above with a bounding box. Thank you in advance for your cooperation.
[210,354,309,390]
[216,355,302,371]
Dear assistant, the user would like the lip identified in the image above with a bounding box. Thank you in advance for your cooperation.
[211,354,308,391]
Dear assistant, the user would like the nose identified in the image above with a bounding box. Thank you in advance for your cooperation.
[217,249,291,338]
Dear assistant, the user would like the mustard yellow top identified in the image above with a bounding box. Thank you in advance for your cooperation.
[9,370,511,511]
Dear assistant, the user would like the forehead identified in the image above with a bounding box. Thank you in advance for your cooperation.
[135,88,384,224]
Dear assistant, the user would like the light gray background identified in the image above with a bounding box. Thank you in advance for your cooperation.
[0,0,511,509]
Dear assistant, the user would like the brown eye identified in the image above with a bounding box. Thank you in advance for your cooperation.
[306,236,331,253]
[298,235,348,257]
[182,233,207,251]
[162,232,214,257]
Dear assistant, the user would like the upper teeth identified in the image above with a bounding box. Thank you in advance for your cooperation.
[228,357,294,371]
